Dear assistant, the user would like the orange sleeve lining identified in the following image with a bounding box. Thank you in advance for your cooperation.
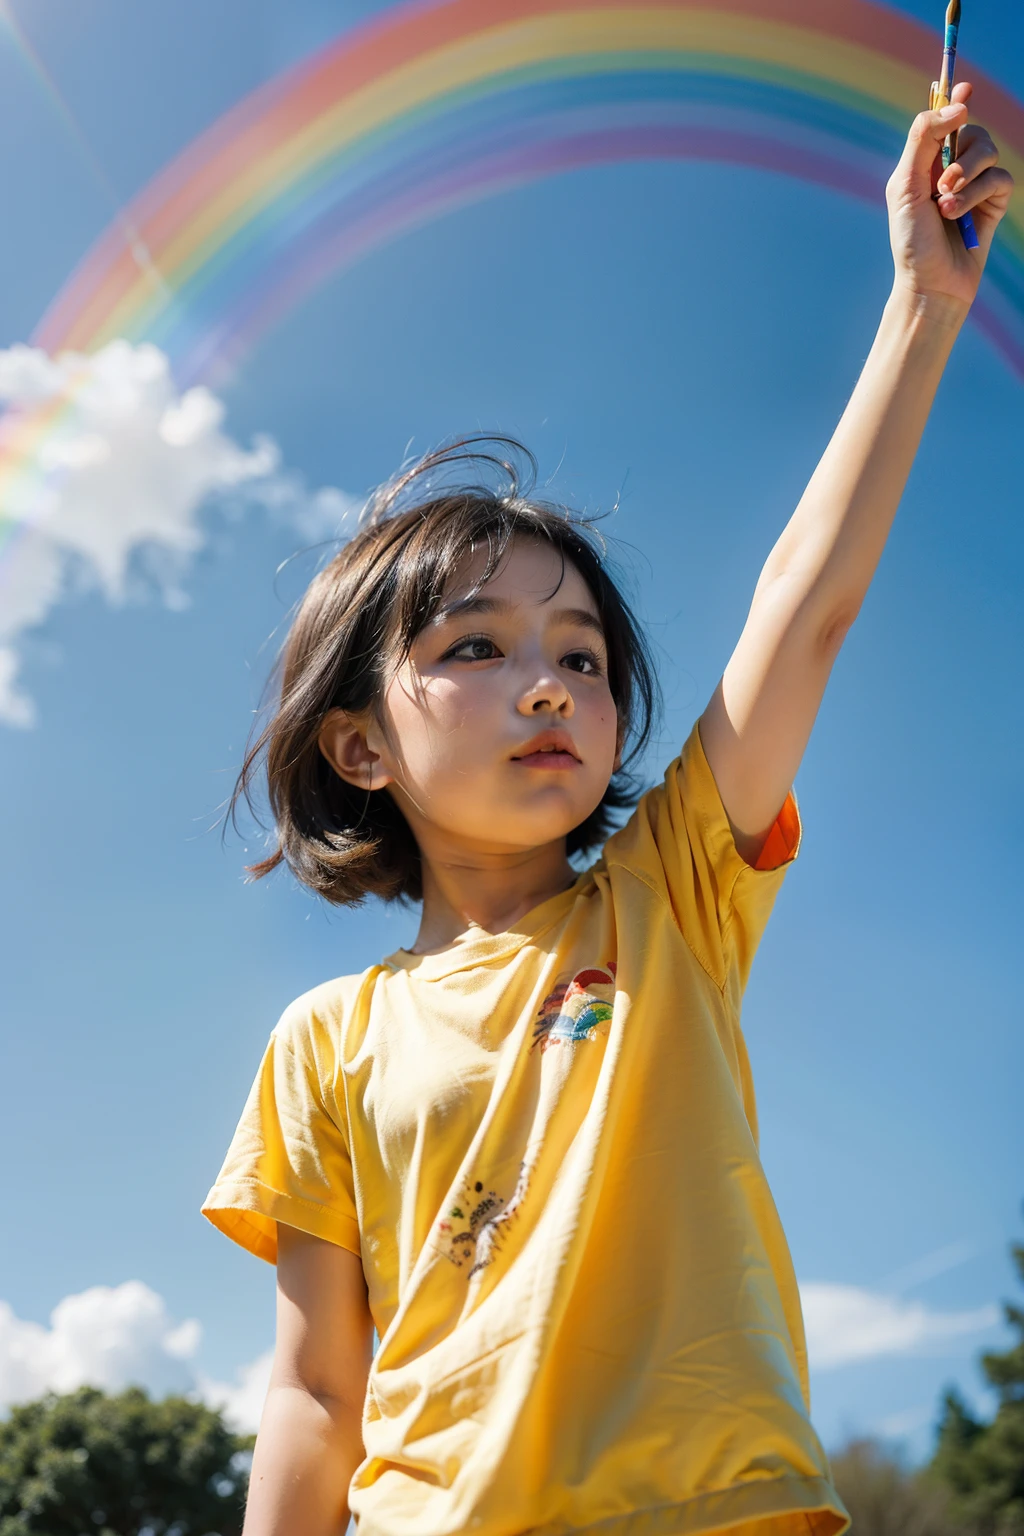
[753,790,801,872]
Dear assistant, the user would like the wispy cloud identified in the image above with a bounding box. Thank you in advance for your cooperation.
[800,1281,999,1371]
[873,1402,940,1440]
[876,1241,978,1295]
[0,340,359,728]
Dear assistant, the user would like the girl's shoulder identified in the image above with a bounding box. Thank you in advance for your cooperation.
[272,963,388,1058]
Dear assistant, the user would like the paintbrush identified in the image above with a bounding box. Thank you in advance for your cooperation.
[929,0,980,250]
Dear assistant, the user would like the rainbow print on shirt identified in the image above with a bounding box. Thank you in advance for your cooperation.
[531,962,617,1052]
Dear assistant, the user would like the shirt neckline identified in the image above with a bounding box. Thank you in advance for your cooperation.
[382,864,597,981]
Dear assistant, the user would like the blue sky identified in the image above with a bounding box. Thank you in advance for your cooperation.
[0,0,1022,1463]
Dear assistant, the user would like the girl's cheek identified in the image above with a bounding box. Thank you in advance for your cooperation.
[416,673,470,713]
[402,697,481,772]
[430,678,495,732]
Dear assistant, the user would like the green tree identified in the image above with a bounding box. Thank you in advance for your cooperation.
[0,1386,253,1536]
[931,1231,1024,1536]
[830,1437,960,1536]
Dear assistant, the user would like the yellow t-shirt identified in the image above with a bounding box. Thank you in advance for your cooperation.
[203,724,849,1536]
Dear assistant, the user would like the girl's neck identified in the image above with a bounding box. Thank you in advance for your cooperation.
[410,838,577,955]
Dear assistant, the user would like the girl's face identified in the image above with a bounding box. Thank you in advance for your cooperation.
[370,538,620,855]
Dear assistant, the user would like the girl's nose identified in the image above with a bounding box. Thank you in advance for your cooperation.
[517,670,574,716]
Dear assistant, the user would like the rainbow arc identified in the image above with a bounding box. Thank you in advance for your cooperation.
[3,0,1023,532]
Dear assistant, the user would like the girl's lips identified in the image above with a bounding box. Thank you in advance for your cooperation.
[513,751,580,770]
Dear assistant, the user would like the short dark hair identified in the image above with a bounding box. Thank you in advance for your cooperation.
[231,436,659,906]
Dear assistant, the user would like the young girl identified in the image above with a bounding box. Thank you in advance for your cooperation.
[204,89,1011,1536]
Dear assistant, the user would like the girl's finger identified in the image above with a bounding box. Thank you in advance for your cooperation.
[895,102,969,185]
[937,126,1001,196]
[937,164,1015,221]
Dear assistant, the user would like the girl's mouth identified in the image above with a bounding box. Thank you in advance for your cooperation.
[513,750,580,770]
[511,729,582,769]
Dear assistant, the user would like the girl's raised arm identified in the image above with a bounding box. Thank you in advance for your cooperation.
[699,83,1012,865]
[243,1225,374,1536]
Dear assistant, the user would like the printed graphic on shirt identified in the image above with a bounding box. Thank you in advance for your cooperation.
[531,962,617,1052]
[431,964,616,1277]
[432,1156,534,1278]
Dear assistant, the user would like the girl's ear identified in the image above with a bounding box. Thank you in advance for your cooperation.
[319,709,394,791]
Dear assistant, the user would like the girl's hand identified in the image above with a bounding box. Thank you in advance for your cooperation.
[886,81,1014,315]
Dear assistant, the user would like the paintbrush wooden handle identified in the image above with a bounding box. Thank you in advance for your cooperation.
[927,80,979,250]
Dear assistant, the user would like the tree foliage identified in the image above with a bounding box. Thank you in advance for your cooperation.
[931,1238,1024,1536]
[830,1437,960,1536]
[0,1386,252,1536]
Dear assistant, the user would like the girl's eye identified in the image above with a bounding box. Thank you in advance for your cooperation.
[563,649,603,676]
[448,636,502,662]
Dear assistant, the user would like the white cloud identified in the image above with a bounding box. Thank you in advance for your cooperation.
[0,340,361,727]
[0,1280,272,1435]
[197,1349,274,1435]
[0,1281,201,1408]
[800,1281,999,1371]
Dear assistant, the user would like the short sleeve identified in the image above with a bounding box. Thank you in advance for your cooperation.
[603,721,801,991]
[201,1002,361,1264]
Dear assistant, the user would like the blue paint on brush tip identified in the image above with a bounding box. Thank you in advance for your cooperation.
[958,210,980,250]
